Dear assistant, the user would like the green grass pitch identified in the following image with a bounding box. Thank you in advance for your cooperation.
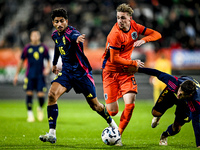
[0,99,196,150]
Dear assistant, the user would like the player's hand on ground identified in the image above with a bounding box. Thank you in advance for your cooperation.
[76,34,85,43]
[133,40,145,47]
[52,65,60,75]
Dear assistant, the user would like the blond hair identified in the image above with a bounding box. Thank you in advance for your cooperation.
[116,3,134,16]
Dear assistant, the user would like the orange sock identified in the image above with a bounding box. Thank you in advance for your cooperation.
[119,103,135,135]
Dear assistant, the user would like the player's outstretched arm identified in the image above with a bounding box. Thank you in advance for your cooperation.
[76,34,85,43]
[142,28,161,42]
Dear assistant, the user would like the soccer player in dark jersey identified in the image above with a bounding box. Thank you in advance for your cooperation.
[13,29,51,122]
[128,67,200,148]
[39,8,118,144]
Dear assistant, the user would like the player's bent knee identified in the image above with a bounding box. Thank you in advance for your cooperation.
[152,109,162,117]
[48,91,56,103]
[107,108,118,116]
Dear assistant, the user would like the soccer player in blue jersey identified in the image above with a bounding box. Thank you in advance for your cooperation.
[39,8,118,144]
[13,29,51,122]
[127,66,200,148]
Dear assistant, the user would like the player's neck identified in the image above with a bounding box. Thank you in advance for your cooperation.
[31,41,41,46]
[122,25,130,32]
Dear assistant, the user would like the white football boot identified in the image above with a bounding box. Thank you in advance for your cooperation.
[39,133,57,144]
[115,139,123,146]
[27,111,35,122]
[151,117,160,128]
[159,135,168,146]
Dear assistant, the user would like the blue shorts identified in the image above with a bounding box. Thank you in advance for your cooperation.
[153,87,191,125]
[23,76,47,92]
[51,71,96,100]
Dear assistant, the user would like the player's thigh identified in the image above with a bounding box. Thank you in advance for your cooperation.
[119,74,137,96]
[153,88,176,114]
[48,82,67,99]
[123,92,136,104]
[72,73,97,100]
[103,81,119,104]
[102,71,119,104]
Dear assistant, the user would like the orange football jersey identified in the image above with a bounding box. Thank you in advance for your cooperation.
[101,20,161,72]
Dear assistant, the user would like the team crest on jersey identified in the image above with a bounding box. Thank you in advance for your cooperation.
[131,32,138,40]
[104,93,108,100]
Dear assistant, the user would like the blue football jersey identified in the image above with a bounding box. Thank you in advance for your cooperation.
[138,67,200,112]
[138,67,200,147]
[21,43,50,78]
[51,26,92,77]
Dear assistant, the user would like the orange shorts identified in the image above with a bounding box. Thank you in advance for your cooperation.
[102,70,138,104]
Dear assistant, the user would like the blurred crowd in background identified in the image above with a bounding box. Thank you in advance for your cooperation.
[0,0,200,51]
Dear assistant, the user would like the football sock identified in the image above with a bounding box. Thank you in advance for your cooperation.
[119,103,135,135]
[162,124,180,137]
[47,104,58,129]
[38,97,45,108]
[96,104,112,124]
[26,95,33,110]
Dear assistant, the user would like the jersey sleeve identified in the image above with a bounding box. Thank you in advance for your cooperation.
[21,45,29,60]
[138,67,178,90]
[141,28,162,42]
[52,46,60,66]
[70,30,81,42]
[135,23,146,35]
[107,31,122,50]
[110,48,137,66]
[43,44,50,60]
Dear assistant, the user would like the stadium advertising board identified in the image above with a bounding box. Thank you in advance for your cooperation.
[172,49,200,69]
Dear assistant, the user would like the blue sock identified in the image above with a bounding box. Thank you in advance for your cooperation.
[26,95,33,110]
[47,104,58,129]
[38,97,45,108]
[162,124,180,137]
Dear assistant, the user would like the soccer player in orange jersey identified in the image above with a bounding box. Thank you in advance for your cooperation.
[101,3,162,140]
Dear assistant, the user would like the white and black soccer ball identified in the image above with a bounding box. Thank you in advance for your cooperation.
[101,127,121,145]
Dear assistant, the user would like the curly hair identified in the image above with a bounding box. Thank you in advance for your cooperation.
[51,8,68,20]
[180,80,196,95]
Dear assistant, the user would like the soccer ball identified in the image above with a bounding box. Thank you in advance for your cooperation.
[101,127,121,145]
